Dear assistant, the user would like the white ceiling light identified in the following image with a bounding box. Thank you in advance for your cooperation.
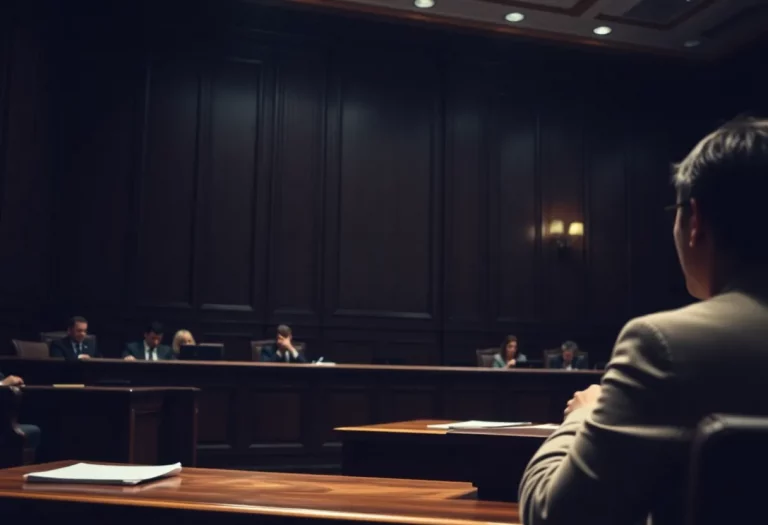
[684,40,701,48]
[593,26,613,36]
[414,0,435,8]
[505,12,525,23]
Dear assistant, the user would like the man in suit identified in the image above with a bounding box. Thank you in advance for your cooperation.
[123,322,175,361]
[49,316,98,361]
[519,117,768,525]
[0,371,41,448]
[547,341,587,370]
[259,325,306,363]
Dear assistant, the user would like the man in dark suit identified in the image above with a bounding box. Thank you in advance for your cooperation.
[519,118,768,525]
[548,340,587,370]
[49,316,98,361]
[259,325,306,363]
[0,371,41,448]
[123,322,175,361]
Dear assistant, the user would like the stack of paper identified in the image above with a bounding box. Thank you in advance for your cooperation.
[427,420,533,430]
[24,462,182,486]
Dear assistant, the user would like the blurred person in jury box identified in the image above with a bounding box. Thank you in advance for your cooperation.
[493,335,528,368]
[259,325,306,363]
[49,316,98,360]
[547,340,587,370]
[519,117,768,525]
[123,322,175,361]
[172,329,196,356]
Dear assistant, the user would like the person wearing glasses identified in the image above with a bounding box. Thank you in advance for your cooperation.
[520,117,768,525]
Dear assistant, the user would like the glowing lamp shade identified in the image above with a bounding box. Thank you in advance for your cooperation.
[549,220,565,235]
[568,222,584,237]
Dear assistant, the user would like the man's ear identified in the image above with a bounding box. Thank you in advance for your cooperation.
[688,198,702,248]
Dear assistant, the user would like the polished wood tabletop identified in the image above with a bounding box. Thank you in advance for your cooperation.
[336,420,556,438]
[0,461,520,525]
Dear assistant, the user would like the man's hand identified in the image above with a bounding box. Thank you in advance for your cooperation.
[78,354,91,360]
[506,359,517,368]
[1,375,24,387]
[286,344,299,358]
[564,384,602,416]
[124,355,136,361]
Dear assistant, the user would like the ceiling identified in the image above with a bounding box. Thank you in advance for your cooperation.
[271,0,768,57]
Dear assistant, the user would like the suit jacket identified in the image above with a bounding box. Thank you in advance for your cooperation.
[122,341,175,361]
[519,280,768,525]
[259,345,306,363]
[49,337,98,361]
[547,354,588,370]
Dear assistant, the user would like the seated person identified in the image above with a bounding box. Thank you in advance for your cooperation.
[548,340,587,370]
[171,330,196,356]
[493,335,528,368]
[259,325,306,363]
[49,316,98,361]
[123,322,175,361]
[0,371,41,449]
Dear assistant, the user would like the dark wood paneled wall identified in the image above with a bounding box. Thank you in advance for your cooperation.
[3,0,757,365]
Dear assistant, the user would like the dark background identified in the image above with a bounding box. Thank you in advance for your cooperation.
[1,0,765,365]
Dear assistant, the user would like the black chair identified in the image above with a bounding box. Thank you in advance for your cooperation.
[685,413,768,525]
[475,348,499,368]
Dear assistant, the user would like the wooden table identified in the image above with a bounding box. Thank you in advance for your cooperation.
[0,461,520,525]
[336,420,555,501]
[19,386,199,466]
[0,357,599,469]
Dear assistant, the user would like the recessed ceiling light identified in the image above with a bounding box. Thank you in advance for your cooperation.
[684,40,701,48]
[593,26,613,36]
[505,12,525,23]
[414,0,435,8]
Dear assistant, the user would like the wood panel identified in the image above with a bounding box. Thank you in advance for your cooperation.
[268,50,325,320]
[332,51,437,318]
[136,57,199,308]
[0,357,602,469]
[198,58,264,311]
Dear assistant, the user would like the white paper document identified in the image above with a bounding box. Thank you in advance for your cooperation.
[427,420,533,430]
[24,462,182,485]
[527,423,561,430]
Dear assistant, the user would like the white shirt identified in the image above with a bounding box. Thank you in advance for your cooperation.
[144,342,158,361]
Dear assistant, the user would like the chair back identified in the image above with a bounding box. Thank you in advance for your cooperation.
[40,331,97,350]
[251,339,307,361]
[686,414,768,525]
[475,348,499,368]
[543,348,589,369]
[11,340,50,359]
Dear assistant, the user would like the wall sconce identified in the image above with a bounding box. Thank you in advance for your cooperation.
[548,220,584,256]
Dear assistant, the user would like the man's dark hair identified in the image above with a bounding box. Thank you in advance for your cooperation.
[145,321,164,335]
[673,116,768,262]
[562,340,579,352]
[277,324,292,338]
[68,316,87,329]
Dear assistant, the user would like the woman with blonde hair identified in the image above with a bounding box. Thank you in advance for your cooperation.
[172,329,196,355]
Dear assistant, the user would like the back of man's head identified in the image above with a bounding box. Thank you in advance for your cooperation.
[674,117,768,263]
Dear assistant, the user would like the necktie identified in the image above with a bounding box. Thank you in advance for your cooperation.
[78,343,83,355]
[147,348,154,361]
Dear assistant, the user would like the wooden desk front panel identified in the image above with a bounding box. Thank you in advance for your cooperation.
[0,461,521,525]
[0,358,600,467]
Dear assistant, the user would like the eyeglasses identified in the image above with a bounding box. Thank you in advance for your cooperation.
[664,201,691,213]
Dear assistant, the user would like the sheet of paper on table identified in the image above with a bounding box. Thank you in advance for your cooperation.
[526,423,561,430]
[24,462,182,486]
[427,421,533,430]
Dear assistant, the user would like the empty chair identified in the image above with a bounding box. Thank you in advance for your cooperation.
[686,414,768,525]
[11,340,50,359]
[475,348,499,368]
